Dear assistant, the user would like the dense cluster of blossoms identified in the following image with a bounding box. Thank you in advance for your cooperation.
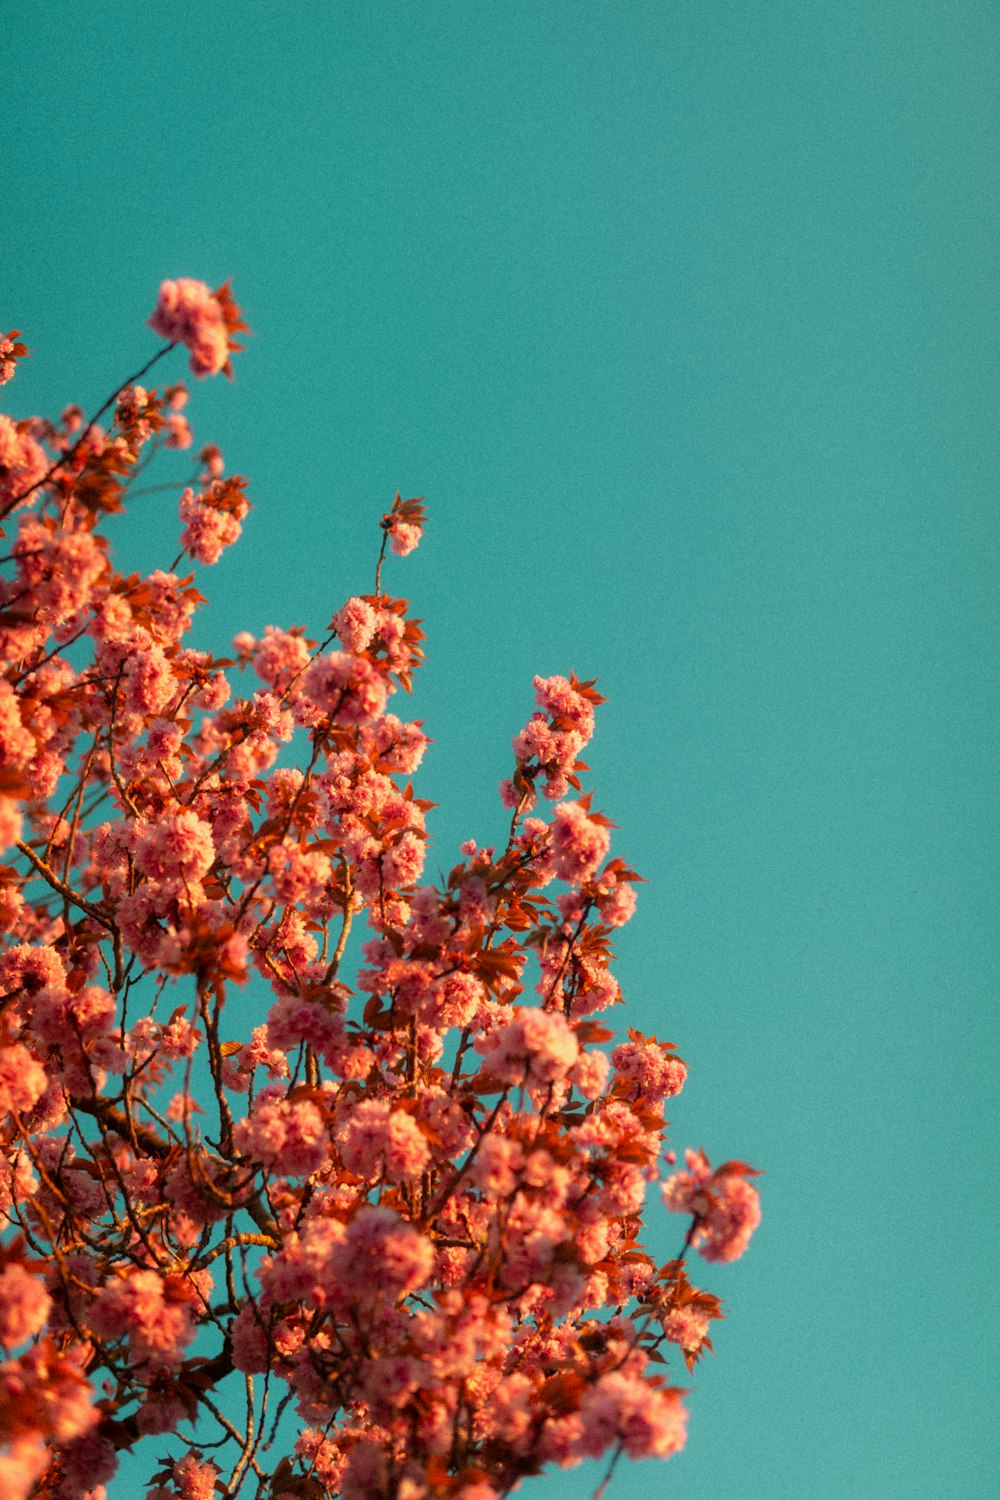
[0,280,759,1500]
[148,279,247,379]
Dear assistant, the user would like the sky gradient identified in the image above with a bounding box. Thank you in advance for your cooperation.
[5,3,998,1496]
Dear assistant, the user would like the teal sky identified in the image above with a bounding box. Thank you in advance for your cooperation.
[5,3,998,1497]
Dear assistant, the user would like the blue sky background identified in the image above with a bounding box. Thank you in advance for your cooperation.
[4,3,998,1496]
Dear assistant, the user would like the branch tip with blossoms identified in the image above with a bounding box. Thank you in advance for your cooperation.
[375,492,426,596]
[148,277,249,381]
[0,331,30,387]
[0,279,759,1500]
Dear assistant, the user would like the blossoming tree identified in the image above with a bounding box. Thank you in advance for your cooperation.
[0,282,760,1500]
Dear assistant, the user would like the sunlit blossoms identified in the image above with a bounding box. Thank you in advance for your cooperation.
[0,332,29,387]
[148,277,247,378]
[662,1149,763,1264]
[0,279,759,1500]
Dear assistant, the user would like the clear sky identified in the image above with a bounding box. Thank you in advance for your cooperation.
[5,2,998,1496]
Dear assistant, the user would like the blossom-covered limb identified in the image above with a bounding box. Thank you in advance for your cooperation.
[0,283,758,1500]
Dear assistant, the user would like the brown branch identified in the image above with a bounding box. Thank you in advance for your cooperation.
[15,840,115,930]
[197,1233,280,1266]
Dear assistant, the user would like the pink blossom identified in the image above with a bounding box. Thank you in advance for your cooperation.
[694,1172,761,1262]
[267,841,333,906]
[122,643,177,717]
[551,799,611,884]
[339,1440,386,1500]
[388,521,421,556]
[0,942,67,997]
[89,1269,197,1370]
[332,596,378,653]
[148,278,239,378]
[507,673,601,805]
[168,1452,219,1500]
[428,970,483,1028]
[11,521,106,628]
[0,1339,100,1443]
[0,798,23,851]
[663,1304,711,1352]
[132,807,215,892]
[0,331,27,388]
[468,1135,524,1198]
[576,1371,687,1459]
[133,1394,185,1439]
[511,715,558,767]
[662,1150,762,1262]
[0,1263,51,1347]
[338,1099,431,1182]
[327,1206,434,1300]
[0,1045,47,1116]
[31,982,115,1055]
[363,713,429,774]
[198,441,224,478]
[179,481,247,565]
[611,1037,687,1106]
[0,415,47,510]
[265,993,349,1061]
[300,651,389,726]
[165,412,192,449]
[253,625,311,689]
[115,383,154,448]
[569,1047,610,1099]
[533,673,597,734]
[380,494,425,559]
[574,1206,612,1265]
[160,1013,201,1060]
[234,1092,329,1178]
[222,1024,290,1092]
[594,865,638,927]
[374,828,426,892]
[0,1436,48,1500]
[474,1007,579,1087]
[55,1428,118,1495]
[229,1304,271,1375]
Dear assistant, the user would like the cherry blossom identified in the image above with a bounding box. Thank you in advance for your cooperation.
[148,278,247,378]
[0,281,759,1500]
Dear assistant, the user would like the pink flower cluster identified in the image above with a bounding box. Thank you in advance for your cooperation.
[179,476,250,565]
[0,290,758,1500]
[233,1089,329,1178]
[611,1032,688,1106]
[0,1260,51,1349]
[502,672,602,806]
[337,1098,431,1181]
[0,414,47,514]
[0,330,28,386]
[88,1268,205,1371]
[300,650,389,727]
[550,798,611,883]
[474,1007,579,1089]
[380,492,426,557]
[146,1452,219,1500]
[0,1341,99,1500]
[148,277,245,377]
[662,1149,762,1262]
